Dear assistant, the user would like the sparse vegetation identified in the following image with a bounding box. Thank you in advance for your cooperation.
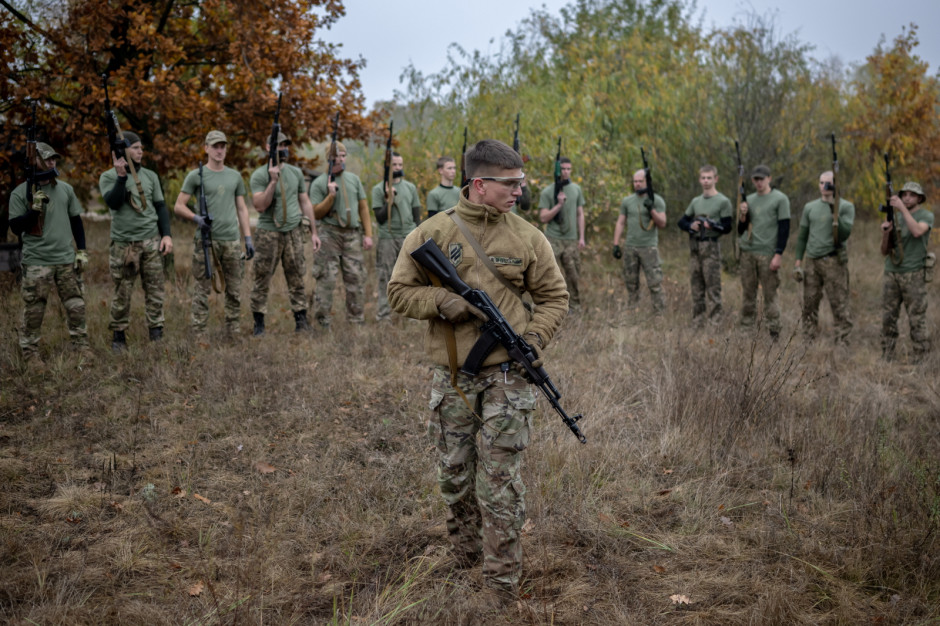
[1,217,937,624]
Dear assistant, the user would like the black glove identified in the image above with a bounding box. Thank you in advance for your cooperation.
[612,244,622,259]
[244,235,255,260]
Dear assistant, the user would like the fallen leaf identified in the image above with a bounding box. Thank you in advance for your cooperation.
[254,461,276,474]
[720,516,733,527]
[110,501,124,512]
[521,518,535,534]
[317,572,332,583]
[652,565,666,574]
[193,493,211,504]
[189,581,204,596]
[718,504,725,510]
[670,594,691,605]
[658,489,672,496]
[174,488,187,498]
[663,468,673,475]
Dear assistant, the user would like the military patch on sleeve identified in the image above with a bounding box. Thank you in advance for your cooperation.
[448,243,462,267]
[489,256,523,266]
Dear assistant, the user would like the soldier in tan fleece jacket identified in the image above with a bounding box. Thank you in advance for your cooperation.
[388,139,568,599]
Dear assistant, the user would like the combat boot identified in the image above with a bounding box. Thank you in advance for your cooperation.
[111,330,127,353]
[252,312,265,336]
[294,309,311,332]
[149,326,163,342]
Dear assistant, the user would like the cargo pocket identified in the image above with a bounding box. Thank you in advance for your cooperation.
[427,385,446,451]
[485,388,535,453]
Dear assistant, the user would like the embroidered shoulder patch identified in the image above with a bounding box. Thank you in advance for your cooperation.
[448,243,463,267]
[489,256,522,266]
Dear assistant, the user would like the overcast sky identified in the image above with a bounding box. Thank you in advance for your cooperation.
[324,0,940,110]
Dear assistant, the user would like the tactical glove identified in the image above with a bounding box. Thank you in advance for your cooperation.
[523,332,543,369]
[612,244,622,259]
[643,196,655,210]
[793,266,804,283]
[32,189,50,214]
[435,290,487,323]
[73,250,89,272]
[193,214,211,230]
[244,235,255,260]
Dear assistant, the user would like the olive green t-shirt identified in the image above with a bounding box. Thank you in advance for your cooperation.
[309,170,367,229]
[797,198,854,260]
[539,181,585,240]
[740,189,790,256]
[99,167,164,242]
[250,163,304,232]
[885,207,934,273]
[620,192,665,248]
[181,166,245,242]
[371,178,421,239]
[9,180,83,265]
[684,193,733,240]
[427,184,460,217]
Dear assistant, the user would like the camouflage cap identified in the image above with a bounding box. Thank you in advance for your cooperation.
[122,131,141,147]
[35,142,62,161]
[901,181,926,203]
[276,131,291,145]
[327,141,347,158]
[205,130,227,145]
[751,164,771,178]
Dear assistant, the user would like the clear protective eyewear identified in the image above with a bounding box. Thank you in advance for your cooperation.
[475,175,525,190]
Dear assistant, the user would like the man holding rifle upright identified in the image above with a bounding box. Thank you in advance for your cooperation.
[309,139,373,327]
[248,130,321,335]
[538,155,586,312]
[100,131,173,351]
[174,130,254,338]
[388,139,568,601]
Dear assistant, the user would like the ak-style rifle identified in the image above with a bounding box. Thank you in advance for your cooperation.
[197,162,212,281]
[326,112,341,184]
[460,126,468,188]
[638,146,656,231]
[102,74,146,213]
[267,92,287,226]
[880,152,904,264]
[410,238,586,444]
[24,101,42,236]
[551,138,567,224]
[829,134,841,248]
[383,121,395,208]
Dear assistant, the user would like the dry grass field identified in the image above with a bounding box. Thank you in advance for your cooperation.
[1,218,938,624]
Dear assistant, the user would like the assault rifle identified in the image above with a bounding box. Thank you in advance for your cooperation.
[383,121,395,207]
[102,74,146,212]
[410,238,587,444]
[326,112,341,184]
[829,134,841,247]
[734,139,749,254]
[511,114,530,212]
[692,216,723,240]
[197,162,213,281]
[640,146,655,207]
[267,92,286,226]
[24,101,42,236]
[512,114,521,154]
[552,137,567,224]
[880,152,903,264]
[460,126,468,188]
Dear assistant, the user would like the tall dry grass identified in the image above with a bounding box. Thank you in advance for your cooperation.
[0,218,937,624]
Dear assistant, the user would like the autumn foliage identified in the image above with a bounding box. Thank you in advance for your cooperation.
[0,0,377,192]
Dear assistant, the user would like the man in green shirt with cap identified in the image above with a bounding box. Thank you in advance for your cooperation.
[309,140,374,327]
[737,164,790,339]
[372,151,422,322]
[793,171,854,344]
[174,130,254,337]
[99,131,173,351]
[248,130,321,335]
[9,142,89,369]
[538,157,586,311]
[612,168,667,315]
[880,181,933,361]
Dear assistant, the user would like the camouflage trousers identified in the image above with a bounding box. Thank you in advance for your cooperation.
[250,227,306,315]
[549,237,581,308]
[622,245,664,314]
[20,263,88,357]
[882,270,929,359]
[427,364,535,593]
[109,237,165,332]
[191,239,243,333]
[802,255,852,344]
[689,238,722,322]
[376,236,405,321]
[312,224,365,326]
[739,250,781,335]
